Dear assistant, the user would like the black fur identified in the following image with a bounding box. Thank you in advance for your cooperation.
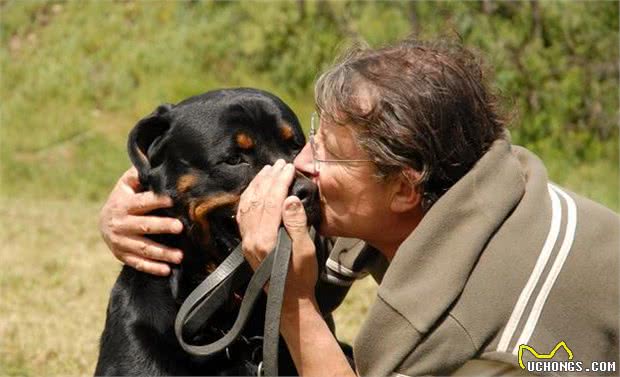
[95,88,324,376]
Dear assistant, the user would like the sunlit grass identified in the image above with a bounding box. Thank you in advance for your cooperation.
[0,2,617,375]
[0,198,375,375]
[0,199,119,376]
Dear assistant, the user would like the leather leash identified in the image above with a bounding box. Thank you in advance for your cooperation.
[175,227,294,376]
[262,227,292,376]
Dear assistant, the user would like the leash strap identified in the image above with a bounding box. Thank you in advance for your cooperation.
[262,228,292,376]
[176,247,275,356]
[175,228,294,377]
[174,244,248,350]
[184,261,252,338]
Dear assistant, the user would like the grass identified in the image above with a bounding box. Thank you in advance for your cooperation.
[0,2,617,376]
[1,1,617,207]
[0,1,320,202]
[0,197,375,376]
[3,154,613,376]
[0,198,118,375]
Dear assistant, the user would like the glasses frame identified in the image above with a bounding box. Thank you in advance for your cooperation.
[309,112,372,172]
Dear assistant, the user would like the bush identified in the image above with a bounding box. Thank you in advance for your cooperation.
[1,1,617,209]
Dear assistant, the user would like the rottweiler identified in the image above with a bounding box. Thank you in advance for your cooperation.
[95,88,339,376]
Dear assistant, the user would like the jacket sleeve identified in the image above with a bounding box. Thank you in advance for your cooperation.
[314,235,387,315]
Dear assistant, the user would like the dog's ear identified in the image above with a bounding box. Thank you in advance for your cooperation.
[127,104,174,186]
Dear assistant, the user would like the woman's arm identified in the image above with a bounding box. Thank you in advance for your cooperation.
[281,297,355,377]
[99,167,184,276]
[279,197,355,376]
[279,196,355,376]
[235,160,356,376]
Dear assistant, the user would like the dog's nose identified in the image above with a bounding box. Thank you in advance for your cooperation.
[288,173,320,227]
[289,176,314,209]
[290,180,310,203]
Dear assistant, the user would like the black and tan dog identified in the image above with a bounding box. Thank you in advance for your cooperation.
[95,88,340,376]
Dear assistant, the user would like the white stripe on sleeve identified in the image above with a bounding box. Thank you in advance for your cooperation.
[511,185,577,355]
[496,184,562,353]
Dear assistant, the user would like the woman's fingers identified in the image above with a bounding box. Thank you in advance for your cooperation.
[237,160,296,271]
[282,196,311,244]
[99,167,184,272]
[118,166,141,192]
[121,215,184,236]
[120,253,172,276]
[263,162,295,219]
[122,235,184,264]
[257,160,294,244]
[281,196,319,300]
[127,191,175,215]
[105,228,183,263]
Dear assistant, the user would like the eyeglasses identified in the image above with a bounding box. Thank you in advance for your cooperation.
[309,112,372,172]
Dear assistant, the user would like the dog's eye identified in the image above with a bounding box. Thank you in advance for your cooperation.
[225,155,244,165]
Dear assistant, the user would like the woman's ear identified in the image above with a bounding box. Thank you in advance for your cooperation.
[127,103,173,186]
[389,168,423,213]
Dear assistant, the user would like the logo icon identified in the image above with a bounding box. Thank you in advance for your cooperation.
[518,341,573,369]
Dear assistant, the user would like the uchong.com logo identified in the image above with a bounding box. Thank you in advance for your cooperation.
[518,341,617,373]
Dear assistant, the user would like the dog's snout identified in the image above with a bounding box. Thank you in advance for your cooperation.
[289,172,315,202]
[289,174,320,227]
[291,182,310,203]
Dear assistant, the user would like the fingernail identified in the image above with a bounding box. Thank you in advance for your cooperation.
[286,200,301,212]
[174,251,184,263]
[285,163,294,172]
[161,265,171,276]
[173,220,183,233]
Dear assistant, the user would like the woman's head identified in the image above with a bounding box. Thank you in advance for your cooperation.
[313,37,508,210]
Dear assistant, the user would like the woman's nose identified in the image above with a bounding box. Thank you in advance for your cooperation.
[294,142,317,176]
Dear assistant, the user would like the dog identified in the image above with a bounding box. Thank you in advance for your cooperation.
[95,88,337,376]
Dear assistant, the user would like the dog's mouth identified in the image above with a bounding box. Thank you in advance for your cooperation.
[184,175,320,267]
[184,193,240,272]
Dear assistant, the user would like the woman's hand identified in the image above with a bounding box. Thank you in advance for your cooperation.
[236,159,318,303]
[237,160,353,377]
[279,195,319,304]
[99,167,184,276]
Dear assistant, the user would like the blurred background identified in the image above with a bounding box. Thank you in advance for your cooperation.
[0,1,617,375]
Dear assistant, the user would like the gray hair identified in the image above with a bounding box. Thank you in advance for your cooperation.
[314,37,507,210]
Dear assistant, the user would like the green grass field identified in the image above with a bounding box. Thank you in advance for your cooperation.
[1,1,617,376]
[0,198,377,375]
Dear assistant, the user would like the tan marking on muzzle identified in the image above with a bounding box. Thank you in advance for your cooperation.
[177,174,198,193]
[236,133,254,149]
[189,193,241,259]
[280,123,294,141]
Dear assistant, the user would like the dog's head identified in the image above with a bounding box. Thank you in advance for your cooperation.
[127,88,319,268]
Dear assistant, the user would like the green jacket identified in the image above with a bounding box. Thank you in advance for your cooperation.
[326,140,619,376]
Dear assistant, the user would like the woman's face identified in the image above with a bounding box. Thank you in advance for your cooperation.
[294,117,394,241]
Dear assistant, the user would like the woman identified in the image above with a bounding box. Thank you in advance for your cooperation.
[100,38,618,375]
